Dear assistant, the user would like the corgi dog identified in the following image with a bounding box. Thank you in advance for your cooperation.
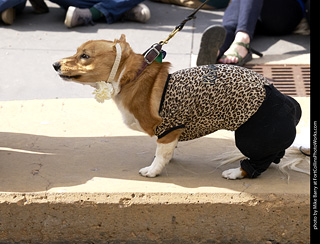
[53,34,302,179]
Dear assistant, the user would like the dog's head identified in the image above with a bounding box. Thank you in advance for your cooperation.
[53,34,131,86]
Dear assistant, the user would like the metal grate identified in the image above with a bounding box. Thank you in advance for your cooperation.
[245,64,310,97]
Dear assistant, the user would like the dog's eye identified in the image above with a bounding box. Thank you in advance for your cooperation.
[80,54,90,59]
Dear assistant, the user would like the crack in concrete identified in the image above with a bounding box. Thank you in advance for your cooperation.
[239,182,252,195]
[30,161,52,192]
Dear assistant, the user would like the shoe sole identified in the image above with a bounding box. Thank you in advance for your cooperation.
[197,25,226,66]
[64,6,76,28]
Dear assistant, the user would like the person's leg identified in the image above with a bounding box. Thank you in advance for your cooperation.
[305,0,310,26]
[0,0,26,12]
[219,0,263,64]
[51,0,146,22]
[52,0,149,27]
[29,0,49,14]
[235,0,263,40]
[93,0,146,24]
[49,0,103,27]
[0,0,26,24]
[258,0,304,35]
[218,0,240,57]
[49,0,96,10]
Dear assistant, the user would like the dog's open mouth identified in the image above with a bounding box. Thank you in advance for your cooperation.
[59,74,81,80]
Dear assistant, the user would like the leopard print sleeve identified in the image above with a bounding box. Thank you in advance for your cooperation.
[155,64,270,141]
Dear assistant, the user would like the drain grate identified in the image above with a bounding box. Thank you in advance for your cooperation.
[245,64,310,97]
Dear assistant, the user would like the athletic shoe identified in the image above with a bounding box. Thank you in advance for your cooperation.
[123,3,151,23]
[1,8,15,25]
[64,6,93,28]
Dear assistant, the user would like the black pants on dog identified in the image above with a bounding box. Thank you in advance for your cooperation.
[235,84,302,178]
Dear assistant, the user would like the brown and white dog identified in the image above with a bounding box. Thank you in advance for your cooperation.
[53,35,188,178]
[53,34,302,179]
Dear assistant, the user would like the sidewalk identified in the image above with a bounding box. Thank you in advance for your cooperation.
[0,1,311,243]
[0,97,311,244]
[0,1,310,101]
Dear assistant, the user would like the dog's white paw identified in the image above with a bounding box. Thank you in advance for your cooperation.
[222,167,245,180]
[139,166,160,178]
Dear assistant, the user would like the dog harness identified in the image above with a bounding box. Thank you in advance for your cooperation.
[155,64,270,141]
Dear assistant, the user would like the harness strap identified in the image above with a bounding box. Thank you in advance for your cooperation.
[143,43,162,64]
[134,43,163,80]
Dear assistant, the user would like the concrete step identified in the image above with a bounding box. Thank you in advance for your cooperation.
[0,98,310,243]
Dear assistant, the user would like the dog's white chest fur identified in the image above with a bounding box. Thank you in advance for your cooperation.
[114,99,145,133]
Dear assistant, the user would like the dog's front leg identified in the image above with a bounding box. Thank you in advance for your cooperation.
[139,139,178,177]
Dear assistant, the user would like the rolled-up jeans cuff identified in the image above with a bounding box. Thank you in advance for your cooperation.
[240,159,261,178]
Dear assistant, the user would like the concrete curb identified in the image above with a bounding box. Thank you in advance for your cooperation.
[0,192,310,244]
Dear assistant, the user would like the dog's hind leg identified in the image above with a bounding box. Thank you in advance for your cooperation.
[139,139,178,177]
[222,167,247,180]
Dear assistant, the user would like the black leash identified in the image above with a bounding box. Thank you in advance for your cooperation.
[159,0,210,45]
[143,0,210,64]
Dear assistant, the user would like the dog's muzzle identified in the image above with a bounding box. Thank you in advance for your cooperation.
[52,62,81,79]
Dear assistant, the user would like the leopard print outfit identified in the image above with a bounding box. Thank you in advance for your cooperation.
[155,64,270,141]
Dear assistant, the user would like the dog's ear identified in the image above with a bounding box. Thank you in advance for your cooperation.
[114,34,126,44]
[119,34,126,43]
[114,34,132,59]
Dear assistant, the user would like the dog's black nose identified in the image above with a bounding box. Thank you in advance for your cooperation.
[53,62,61,71]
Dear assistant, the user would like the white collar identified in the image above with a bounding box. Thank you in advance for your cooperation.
[107,42,122,83]
[93,43,122,103]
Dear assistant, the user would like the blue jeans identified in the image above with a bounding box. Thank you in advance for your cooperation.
[50,0,145,24]
[0,0,26,13]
